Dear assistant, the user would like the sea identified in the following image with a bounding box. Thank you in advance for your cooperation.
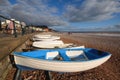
[58,31,120,37]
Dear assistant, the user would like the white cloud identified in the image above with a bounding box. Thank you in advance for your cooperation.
[0,0,68,26]
[0,0,120,29]
[64,0,120,22]
[0,0,12,17]
[106,24,120,31]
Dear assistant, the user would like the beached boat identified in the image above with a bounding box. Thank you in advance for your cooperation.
[33,43,74,48]
[32,40,74,48]
[33,36,60,41]
[32,37,59,41]
[34,35,60,39]
[33,40,64,44]
[13,47,111,72]
[34,34,51,38]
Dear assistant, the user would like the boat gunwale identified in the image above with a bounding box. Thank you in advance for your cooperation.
[13,52,111,63]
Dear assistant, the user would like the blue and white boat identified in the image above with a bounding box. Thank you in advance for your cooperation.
[13,47,111,72]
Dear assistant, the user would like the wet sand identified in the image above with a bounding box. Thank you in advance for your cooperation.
[5,32,120,80]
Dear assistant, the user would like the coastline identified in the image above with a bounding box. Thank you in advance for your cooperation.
[4,32,120,80]
[46,32,120,80]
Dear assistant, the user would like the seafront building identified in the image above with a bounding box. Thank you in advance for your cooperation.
[0,19,52,35]
[1,19,24,34]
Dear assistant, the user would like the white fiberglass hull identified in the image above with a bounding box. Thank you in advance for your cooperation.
[32,38,59,41]
[33,43,73,48]
[33,40,64,44]
[34,35,60,39]
[14,55,111,72]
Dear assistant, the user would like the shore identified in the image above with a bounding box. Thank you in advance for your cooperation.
[52,32,120,80]
[5,32,120,80]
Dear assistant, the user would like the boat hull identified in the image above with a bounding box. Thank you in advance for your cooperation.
[14,54,111,72]
[32,41,74,48]
[32,43,74,48]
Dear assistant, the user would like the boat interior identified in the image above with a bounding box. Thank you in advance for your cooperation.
[14,48,109,61]
[46,50,89,61]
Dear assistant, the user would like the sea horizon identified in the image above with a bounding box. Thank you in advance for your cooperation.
[56,30,120,33]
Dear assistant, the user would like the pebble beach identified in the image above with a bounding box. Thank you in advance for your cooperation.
[4,32,120,80]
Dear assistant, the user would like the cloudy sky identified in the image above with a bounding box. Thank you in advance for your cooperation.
[0,0,120,31]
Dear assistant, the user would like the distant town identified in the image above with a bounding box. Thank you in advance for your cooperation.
[0,18,54,35]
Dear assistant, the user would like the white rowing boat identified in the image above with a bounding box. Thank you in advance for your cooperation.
[13,47,111,72]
